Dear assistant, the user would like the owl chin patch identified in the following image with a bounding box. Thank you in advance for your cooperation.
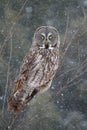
[45,44,49,49]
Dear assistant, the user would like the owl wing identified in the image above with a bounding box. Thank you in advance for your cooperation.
[8,48,39,114]
[14,49,37,91]
[20,51,35,74]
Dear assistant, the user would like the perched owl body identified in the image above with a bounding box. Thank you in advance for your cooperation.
[8,26,60,114]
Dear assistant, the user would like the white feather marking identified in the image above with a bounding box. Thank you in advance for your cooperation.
[49,46,54,50]
[14,90,19,98]
[39,44,45,49]
[39,44,54,50]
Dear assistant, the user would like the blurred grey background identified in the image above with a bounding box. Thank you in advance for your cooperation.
[0,0,87,130]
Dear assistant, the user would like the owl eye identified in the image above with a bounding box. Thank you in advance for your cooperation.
[48,35,53,40]
[40,35,45,40]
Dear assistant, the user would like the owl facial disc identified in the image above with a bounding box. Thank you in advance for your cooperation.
[34,26,59,50]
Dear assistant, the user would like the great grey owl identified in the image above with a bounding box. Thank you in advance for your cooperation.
[8,26,60,114]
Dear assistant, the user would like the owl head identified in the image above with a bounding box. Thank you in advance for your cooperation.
[33,26,60,49]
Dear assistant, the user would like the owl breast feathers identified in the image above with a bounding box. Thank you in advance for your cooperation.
[8,26,60,114]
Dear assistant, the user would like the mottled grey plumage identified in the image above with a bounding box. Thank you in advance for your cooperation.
[8,26,60,114]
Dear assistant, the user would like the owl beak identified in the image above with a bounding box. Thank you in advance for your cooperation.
[45,40,49,49]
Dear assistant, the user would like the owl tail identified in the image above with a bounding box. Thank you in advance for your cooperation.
[8,97,25,114]
[8,88,39,114]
